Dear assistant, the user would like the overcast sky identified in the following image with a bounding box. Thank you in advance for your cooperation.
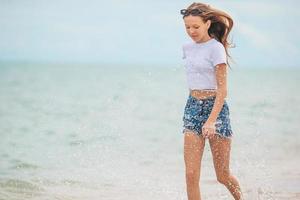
[0,0,299,68]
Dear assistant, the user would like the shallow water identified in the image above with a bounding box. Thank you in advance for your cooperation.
[0,63,299,199]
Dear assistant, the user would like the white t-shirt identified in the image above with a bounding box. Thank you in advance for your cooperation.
[182,38,227,90]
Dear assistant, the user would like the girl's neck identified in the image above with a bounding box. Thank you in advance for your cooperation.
[196,35,213,44]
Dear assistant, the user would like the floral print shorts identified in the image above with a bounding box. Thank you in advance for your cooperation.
[182,94,233,138]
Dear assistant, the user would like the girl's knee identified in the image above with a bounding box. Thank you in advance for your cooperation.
[216,174,230,184]
[186,170,199,185]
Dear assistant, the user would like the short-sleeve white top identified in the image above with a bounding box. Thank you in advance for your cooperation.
[182,38,227,90]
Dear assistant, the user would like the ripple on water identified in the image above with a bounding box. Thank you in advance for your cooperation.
[69,135,118,146]
[11,163,39,170]
[0,178,45,199]
[10,159,40,170]
[1,153,9,158]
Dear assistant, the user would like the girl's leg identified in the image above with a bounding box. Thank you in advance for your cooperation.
[208,134,243,200]
[184,131,206,200]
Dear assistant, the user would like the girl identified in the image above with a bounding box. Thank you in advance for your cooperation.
[180,2,243,200]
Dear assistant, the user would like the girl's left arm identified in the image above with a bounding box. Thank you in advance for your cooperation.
[206,63,228,123]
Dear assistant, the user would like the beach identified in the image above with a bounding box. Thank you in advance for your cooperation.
[0,63,299,199]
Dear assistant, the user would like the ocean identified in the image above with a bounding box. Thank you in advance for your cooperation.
[0,63,299,200]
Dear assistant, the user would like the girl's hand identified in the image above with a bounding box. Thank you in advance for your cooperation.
[202,121,216,139]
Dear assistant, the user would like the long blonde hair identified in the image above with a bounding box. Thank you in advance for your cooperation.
[184,2,235,68]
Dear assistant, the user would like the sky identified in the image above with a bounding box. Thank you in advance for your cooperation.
[0,0,299,68]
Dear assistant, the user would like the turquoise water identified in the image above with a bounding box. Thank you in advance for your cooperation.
[0,63,299,199]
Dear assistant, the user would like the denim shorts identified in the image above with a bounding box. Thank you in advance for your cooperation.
[182,94,233,138]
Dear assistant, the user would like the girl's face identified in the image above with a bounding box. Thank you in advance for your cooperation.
[183,15,211,43]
